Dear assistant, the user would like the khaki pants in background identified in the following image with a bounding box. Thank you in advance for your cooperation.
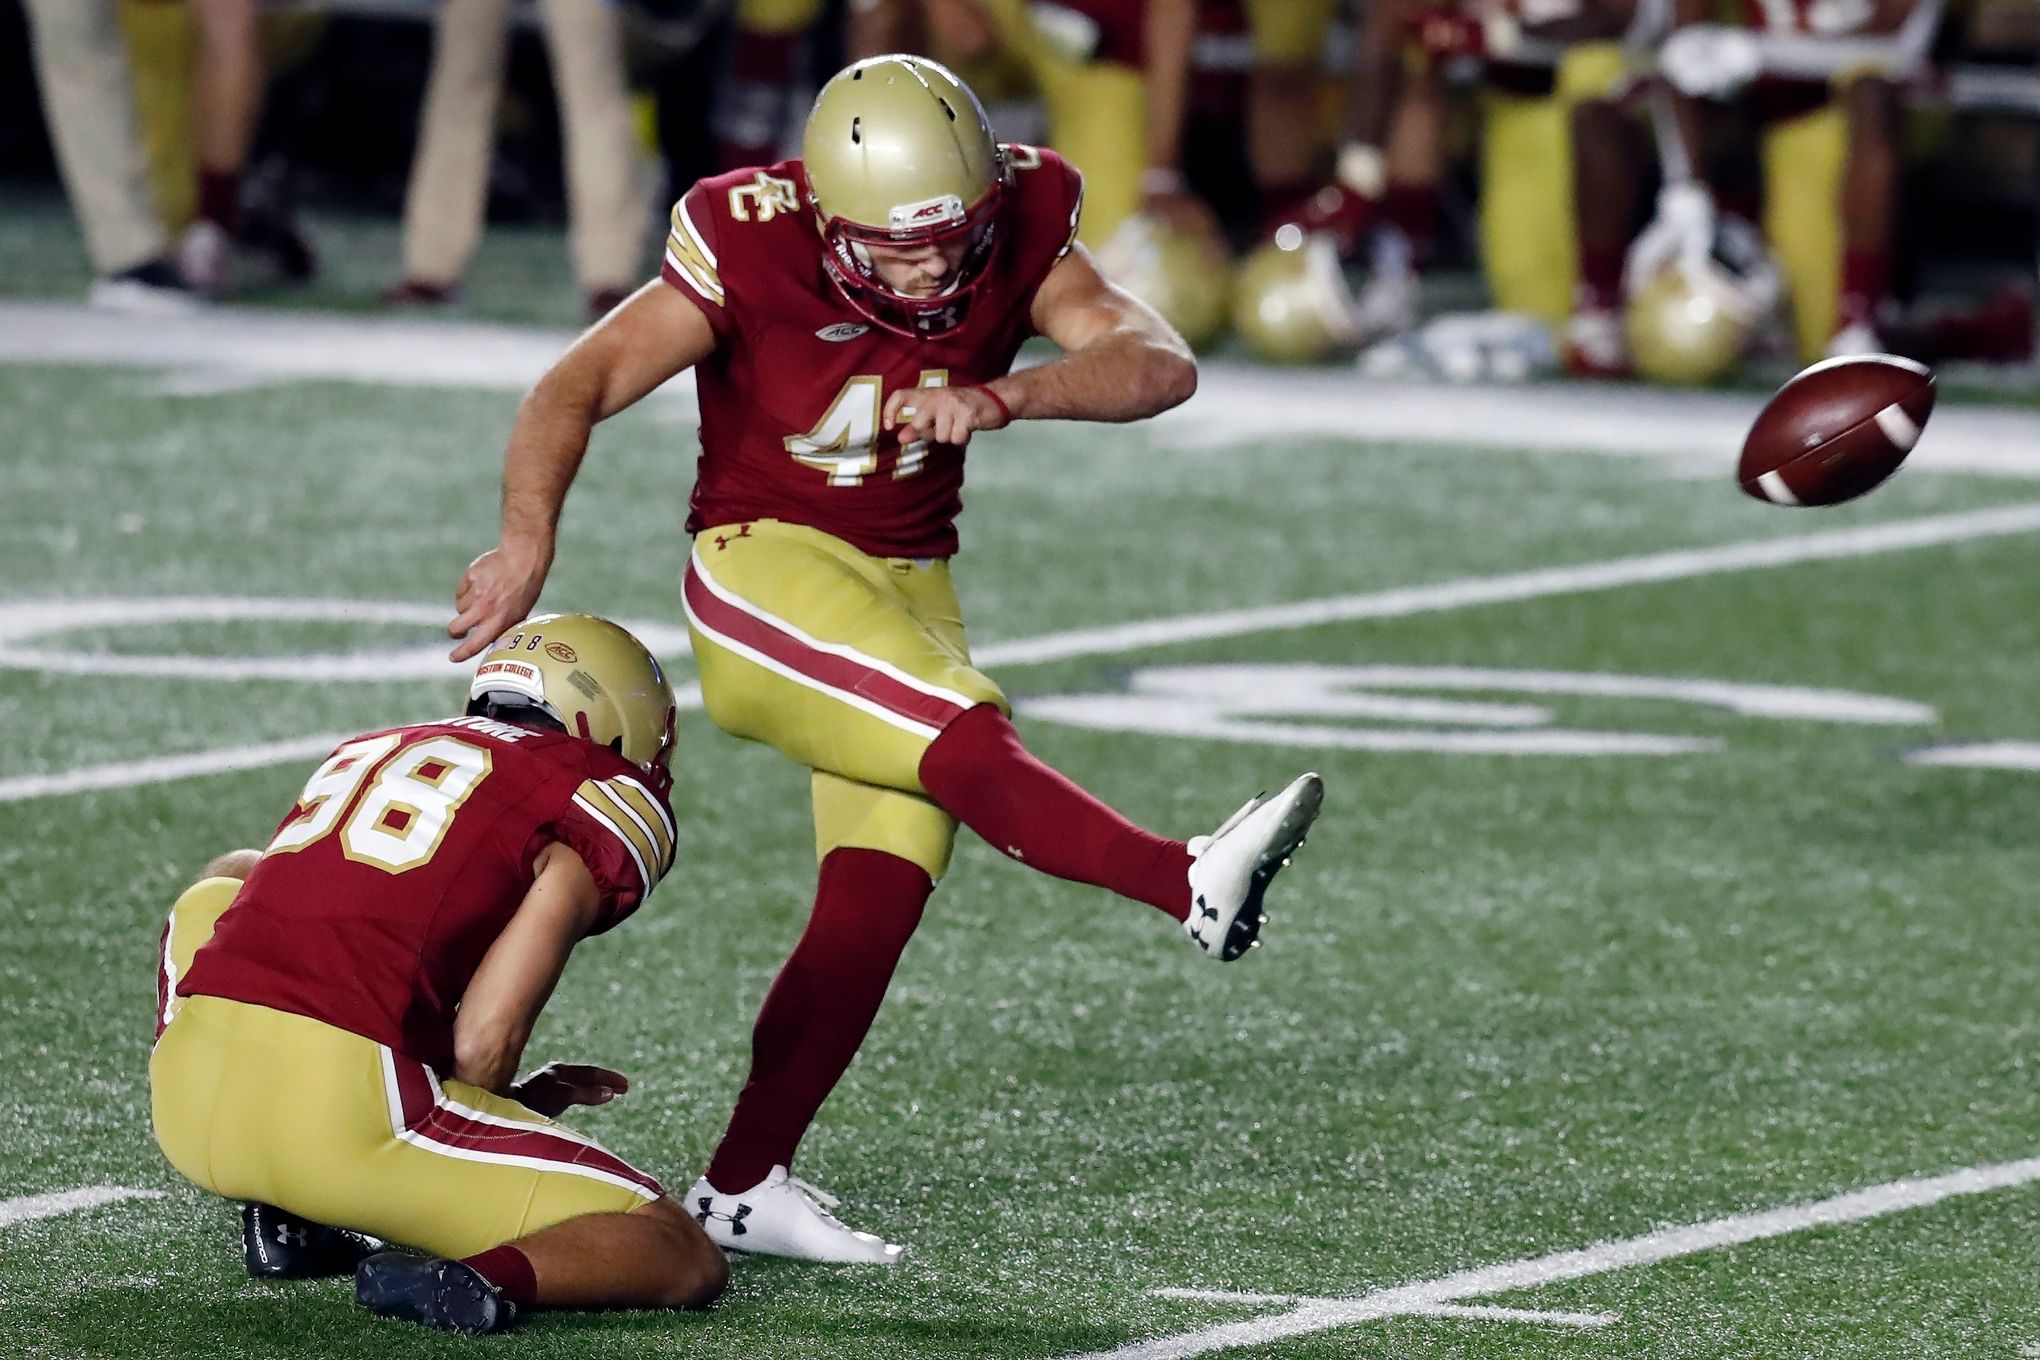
[21,0,167,276]
[403,0,649,292]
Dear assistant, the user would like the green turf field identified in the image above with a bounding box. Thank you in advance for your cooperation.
[3,308,2039,1360]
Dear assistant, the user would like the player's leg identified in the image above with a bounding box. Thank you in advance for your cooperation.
[180,0,263,292]
[1242,0,1340,229]
[687,523,1191,923]
[716,0,822,168]
[393,0,513,297]
[1833,74,1901,353]
[688,778,948,1261]
[1761,102,1848,362]
[536,0,649,312]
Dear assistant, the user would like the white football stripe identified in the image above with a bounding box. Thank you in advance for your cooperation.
[1874,403,1923,452]
[1755,469,1799,505]
[0,1186,166,1229]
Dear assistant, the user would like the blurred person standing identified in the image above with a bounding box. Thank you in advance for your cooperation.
[19,0,193,313]
[386,0,650,320]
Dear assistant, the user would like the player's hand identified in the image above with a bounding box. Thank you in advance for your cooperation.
[449,536,553,662]
[510,1062,630,1118]
[882,383,1010,448]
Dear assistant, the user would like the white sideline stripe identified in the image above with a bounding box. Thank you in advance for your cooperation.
[0,1186,166,1229]
[1905,740,2040,771]
[1062,1154,2040,1360]
[973,501,2040,668]
[1153,1292,1615,1327]
[0,733,349,803]
[9,502,2040,804]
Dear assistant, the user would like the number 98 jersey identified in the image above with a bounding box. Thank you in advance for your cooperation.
[662,147,1085,560]
[177,716,677,1070]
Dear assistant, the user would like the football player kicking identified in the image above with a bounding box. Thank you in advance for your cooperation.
[448,55,1325,1264]
[151,615,727,1334]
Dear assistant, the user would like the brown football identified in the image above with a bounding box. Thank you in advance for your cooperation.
[1738,355,1936,506]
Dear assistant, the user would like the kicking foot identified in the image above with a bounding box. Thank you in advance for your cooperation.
[242,1201,381,1279]
[356,1252,516,1335]
[685,1166,904,1264]
[1185,773,1324,961]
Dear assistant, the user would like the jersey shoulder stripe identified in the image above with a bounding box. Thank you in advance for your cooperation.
[571,784,656,892]
[594,774,677,874]
[665,197,724,307]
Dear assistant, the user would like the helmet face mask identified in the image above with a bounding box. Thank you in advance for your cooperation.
[466,613,679,793]
[803,55,1008,339]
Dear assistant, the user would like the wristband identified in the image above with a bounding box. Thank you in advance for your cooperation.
[969,383,1014,426]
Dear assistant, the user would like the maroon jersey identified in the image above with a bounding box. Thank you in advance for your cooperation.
[660,147,1085,559]
[178,716,676,1069]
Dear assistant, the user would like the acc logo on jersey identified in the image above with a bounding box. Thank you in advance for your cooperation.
[816,322,870,342]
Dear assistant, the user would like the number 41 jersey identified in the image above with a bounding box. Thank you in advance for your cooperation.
[178,716,677,1070]
[662,146,1085,560]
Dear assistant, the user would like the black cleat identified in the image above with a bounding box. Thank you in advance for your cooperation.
[242,1202,381,1280]
[356,1251,517,1335]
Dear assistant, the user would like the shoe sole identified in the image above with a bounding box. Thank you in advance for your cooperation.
[1218,774,1324,962]
[356,1256,507,1335]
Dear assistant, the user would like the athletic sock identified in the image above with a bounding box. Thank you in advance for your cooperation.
[461,1244,536,1306]
[1838,249,1892,333]
[715,29,800,169]
[919,704,1193,921]
[1577,242,1626,315]
[1381,182,1438,264]
[197,168,241,232]
[704,848,934,1192]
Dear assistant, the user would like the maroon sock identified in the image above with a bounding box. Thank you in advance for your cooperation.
[704,848,934,1192]
[1839,249,1891,331]
[197,168,241,232]
[1257,177,1318,236]
[1381,182,1438,262]
[1577,242,1626,314]
[461,1244,537,1306]
[919,704,1193,920]
[715,29,801,169]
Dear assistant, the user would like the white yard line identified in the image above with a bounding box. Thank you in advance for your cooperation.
[6,301,2040,477]
[1905,740,2040,771]
[1155,1293,1615,1327]
[0,1186,166,1230]
[7,501,2040,803]
[1062,1154,2040,1360]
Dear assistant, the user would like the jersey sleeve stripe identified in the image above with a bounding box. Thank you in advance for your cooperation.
[665,201,724,305]
[572,788,654,892]
[588,779,672,878]
[675,196,719,269]
[600,776,676,872]
[1059,174,1084,259]
[664,243,725,307]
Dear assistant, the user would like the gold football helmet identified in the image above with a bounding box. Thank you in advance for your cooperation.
[803,55,1008,338]
[467,613,678,788]
[1626,265,1753,385]
[1231,226,1362,365]
[1094,213,1233,351]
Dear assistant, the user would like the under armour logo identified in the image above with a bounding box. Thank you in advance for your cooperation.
[274,1223,310,1248]
[694,1197,752,1236]
[713,524,755,551]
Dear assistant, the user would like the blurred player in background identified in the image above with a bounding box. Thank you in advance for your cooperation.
[152,615,724,1334]
[1663,0,1945,358]
[448,55,1323,1263]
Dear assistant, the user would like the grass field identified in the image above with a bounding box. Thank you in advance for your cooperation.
[2,291,2040,1360]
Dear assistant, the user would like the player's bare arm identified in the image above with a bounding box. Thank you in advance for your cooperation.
[449,283,719,661]
[451,841,608,1095]
[881,244,1196,447]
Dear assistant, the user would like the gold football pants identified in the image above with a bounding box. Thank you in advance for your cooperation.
[681,519,1008,880]
[151,879,660,1259]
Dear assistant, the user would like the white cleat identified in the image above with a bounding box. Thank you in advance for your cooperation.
[1183,773,1324,962]
[684,1166,905,1264]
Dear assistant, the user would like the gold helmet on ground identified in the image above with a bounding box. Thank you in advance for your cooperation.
[803,55,1009,338]
[1094,213,1233,351]
[1625,265,1754,385]
[1232,226,1363,365]
[467,613,678,787]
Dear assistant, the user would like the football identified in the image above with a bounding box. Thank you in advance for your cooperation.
[1738,354,1936,506]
